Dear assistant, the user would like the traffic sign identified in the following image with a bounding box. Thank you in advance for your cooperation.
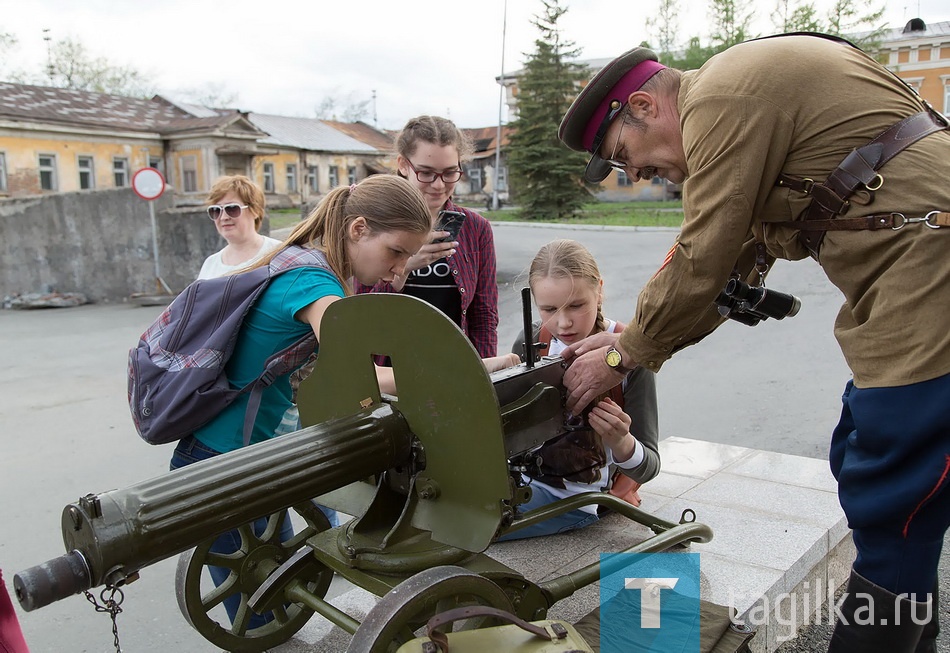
[132,167,166,201]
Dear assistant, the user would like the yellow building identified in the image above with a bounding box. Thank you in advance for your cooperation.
[0,85,392,204]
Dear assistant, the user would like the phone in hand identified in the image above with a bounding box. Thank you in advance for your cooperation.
[434,209,466,243]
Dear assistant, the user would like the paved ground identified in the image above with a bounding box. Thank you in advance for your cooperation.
[1,223,945,651]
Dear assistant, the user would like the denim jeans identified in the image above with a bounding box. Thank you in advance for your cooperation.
[171,435,295,630]
[496,481,599,542]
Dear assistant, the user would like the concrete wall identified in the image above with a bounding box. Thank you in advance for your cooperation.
[0,188,228,302]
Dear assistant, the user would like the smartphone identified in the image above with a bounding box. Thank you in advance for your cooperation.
[434,209,466,243]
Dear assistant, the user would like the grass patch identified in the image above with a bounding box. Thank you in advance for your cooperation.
[479,200,683,228]
[270,200,685,230]
[268,208,303,231]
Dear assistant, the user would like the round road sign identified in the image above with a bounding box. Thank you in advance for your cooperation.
[132,167,166,201]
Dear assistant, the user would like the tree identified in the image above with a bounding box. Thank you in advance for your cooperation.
[826,0,886,48]
[707,0,757,53]
[506,0,591,220]
[771,0,822,33]
[646,0,681,65]
[0,31,26,81]
[314,91,371,122]
[42,37,155,97]
[177,83,239,109]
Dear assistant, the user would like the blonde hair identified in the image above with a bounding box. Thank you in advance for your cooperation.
[207,175,266,229]
[249,175,430,293]
[529,239,606,334]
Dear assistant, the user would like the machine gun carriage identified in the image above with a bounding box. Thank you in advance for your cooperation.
[15,294,712,652]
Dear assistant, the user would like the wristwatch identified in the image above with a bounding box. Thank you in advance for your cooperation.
[605,347,634,374]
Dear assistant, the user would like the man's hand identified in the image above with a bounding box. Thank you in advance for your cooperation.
[563,345,626,414]
[560,330,621,361]
[392,231,456,291]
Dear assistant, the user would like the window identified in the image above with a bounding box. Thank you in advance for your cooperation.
[180,156,197,193]
[113,157,129,187]
[328,165,339,188]
[617,170,633,187]
[263,163,275,192]
[78,156,95,190]
[38,154,58,191]
[0,152,7,192]
[286,164,298,192]
[149,156,163,175]
[467,166,483,187]
[496,166,508,192]
[347,166,357,185]
[307,165,318,192]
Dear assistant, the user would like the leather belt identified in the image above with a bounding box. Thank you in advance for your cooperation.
[775,109,949,258]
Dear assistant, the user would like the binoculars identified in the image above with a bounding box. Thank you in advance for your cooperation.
[714,278,801,326]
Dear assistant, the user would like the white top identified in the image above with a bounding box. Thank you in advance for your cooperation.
[197,236,283,280]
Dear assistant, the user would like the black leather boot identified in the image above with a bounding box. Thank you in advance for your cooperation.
[827,570,929,653]
[914,583,939,653]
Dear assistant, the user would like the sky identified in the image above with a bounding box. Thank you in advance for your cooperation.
[2,0,948,131]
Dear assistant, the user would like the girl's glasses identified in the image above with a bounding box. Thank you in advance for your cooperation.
[406,160,463,184]
[207,203,248,220]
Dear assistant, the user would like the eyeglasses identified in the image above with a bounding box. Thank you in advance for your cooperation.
[606,114,627,171]
[405,159,463,184]
[206,203,248,220]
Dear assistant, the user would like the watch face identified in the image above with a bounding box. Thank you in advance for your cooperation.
[606,348,622,368]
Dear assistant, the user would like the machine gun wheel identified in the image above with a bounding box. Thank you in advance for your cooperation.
[175,502,333,652]
[347,565,515,653]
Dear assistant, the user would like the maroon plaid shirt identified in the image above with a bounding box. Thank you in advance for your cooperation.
[354,200,499,357]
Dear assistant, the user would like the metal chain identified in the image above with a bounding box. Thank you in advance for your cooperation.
[84,585,124,653]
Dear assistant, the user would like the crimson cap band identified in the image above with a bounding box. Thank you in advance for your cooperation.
[558,47,664,183]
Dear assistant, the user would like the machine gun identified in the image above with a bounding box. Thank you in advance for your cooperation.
[14,294,712,653]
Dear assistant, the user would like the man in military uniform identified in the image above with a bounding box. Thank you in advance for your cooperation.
[557,35,949,652]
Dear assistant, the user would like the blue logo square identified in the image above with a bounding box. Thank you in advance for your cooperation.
[599,552,701,653]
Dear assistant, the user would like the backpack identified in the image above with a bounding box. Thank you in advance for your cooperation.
[128,245,332,447]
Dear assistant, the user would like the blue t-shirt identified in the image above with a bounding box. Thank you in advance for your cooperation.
[194,267,345,453]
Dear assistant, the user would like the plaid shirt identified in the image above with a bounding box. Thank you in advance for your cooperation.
[354,200,499,357]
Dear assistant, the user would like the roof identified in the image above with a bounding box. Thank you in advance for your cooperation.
[874,19,950,43]
[249,113,379,153]
[462,125,513,160]
[321,120,394,151]
[0,82,191,132]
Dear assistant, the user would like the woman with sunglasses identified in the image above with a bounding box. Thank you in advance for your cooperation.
[355,116,500,358]
[197,175,282,280]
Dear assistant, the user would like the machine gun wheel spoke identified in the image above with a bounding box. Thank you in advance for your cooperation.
[347,565,515,653]
[176,503,334,652]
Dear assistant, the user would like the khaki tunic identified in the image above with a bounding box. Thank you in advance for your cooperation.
[618,35,950,388]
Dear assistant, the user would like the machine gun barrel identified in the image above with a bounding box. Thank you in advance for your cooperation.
[14,404,412,612]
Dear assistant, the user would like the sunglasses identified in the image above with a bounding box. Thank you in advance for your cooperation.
[405,159,463,184]
[206,203,249,220]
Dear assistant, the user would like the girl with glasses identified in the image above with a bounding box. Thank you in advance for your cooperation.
[355,115,500,358]
[197,175,282,280]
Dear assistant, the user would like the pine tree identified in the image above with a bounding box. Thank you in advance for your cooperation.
[507,0,592,220]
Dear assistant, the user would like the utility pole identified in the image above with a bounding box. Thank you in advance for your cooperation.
[491,0,508,212]
[372,89,377,128]
[42,28,54,84]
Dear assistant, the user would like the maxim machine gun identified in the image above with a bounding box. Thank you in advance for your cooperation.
[14,293,712,652]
